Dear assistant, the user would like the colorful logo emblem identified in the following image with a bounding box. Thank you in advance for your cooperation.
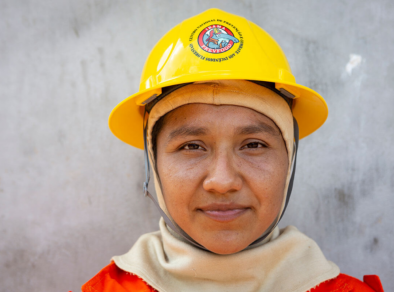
[198,25,239,54]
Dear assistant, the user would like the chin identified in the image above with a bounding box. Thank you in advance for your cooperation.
[189,226,256,254]
[206,242,247,255]
[198,232,250,254]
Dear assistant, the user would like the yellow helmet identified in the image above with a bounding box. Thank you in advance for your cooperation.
[109,8,328,149]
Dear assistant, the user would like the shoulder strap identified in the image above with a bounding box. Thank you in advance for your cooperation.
[364,275,384,292]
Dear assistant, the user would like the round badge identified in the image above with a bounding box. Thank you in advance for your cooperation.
[197,25,239,54]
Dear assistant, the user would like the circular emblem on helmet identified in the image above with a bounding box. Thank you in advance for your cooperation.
[198,25,239,54]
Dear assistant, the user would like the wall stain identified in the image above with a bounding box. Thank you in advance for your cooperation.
[73,27,79,38]
[321,187,357,236]
[98,47,105,74]
[335,188,355,209]
[80,60,90,96]
[366,237,380,254]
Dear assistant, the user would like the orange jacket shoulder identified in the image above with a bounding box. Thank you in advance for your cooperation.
[82,265,384,292]
[82,262,157,292]
[310,273,384,292]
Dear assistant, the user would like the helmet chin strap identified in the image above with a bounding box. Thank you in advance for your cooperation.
[142,108,299,253]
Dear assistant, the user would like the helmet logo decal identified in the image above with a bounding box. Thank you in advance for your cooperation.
[198,25,239,54]
[189,20,244,62]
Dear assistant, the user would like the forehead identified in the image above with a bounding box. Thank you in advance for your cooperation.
[160,103,281,136]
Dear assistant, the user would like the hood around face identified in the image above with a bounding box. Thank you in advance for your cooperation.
[146,79,295,248]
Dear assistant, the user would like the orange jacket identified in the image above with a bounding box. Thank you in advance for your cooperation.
[81,262,384,292]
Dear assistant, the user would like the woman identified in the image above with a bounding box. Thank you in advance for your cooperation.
[82,8,384,292]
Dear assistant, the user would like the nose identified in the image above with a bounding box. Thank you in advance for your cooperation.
[203,150,243,194]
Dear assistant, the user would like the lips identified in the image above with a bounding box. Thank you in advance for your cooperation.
[198,203,250,223]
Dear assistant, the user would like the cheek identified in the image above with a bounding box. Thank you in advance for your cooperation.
[157,155,208,214]
[239,151,288,211]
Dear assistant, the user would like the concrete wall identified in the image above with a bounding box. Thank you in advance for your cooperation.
[1,0,393,291]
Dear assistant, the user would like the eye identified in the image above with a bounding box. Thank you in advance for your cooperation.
[181,143,205,150]
[240,142,267,150]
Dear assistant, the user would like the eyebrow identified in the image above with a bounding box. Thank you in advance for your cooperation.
[168,126,209,141]
[167,121,280,141]
[236,122,280,136]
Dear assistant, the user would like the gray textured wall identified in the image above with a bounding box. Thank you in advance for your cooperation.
[1,0,393,291]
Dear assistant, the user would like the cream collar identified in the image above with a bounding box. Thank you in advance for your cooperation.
[113,219,339,292]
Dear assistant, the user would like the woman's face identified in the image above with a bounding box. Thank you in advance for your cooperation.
[156,104,289,254]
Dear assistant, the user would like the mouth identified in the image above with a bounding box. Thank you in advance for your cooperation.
[197,203,250,223]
